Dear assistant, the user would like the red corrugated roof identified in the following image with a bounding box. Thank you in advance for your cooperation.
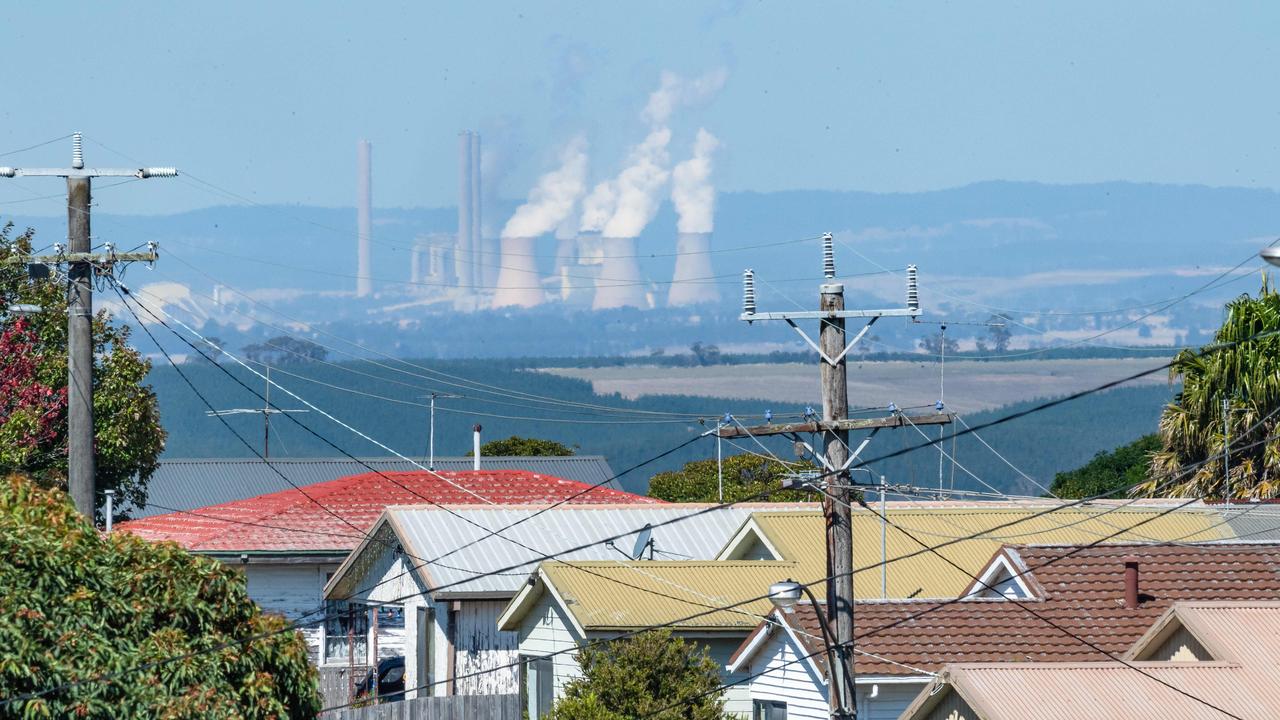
[761,542,1280,677]
[117,469,658,553]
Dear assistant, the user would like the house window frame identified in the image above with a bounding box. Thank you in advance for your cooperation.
[321,599,370,666]
[753,699,788,720]
[520,654,555,719]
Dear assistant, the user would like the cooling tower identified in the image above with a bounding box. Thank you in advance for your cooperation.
[491,237,544,308]
[667,232,719,306]
[593,237,648,310]
[356,140,372,298]
[456,132,473,289]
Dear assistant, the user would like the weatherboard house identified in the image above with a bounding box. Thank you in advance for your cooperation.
[115,467,655,675]
[321,503,815,709]
[727,542,1280,720]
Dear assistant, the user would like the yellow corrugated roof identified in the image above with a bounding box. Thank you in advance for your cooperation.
[745,505,1234,599]
[541,560,797,631]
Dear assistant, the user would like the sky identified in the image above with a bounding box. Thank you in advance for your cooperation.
[2,2,1279,215]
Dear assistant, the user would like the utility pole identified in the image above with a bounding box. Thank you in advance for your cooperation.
[730,233,952,720]
[0,133,175,519]
[421,392,462,469]
[207,366,308,457]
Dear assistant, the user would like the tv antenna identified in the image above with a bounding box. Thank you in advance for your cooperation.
[206,366,308,458]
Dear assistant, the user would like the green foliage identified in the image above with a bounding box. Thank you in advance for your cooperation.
[472,435,576,457]
[647,453,815,503]
[1050,434,1159,498]
[0,475,320,718]
[0,223,165,518]
[1139,281,1280,499]
[551,630,729,720]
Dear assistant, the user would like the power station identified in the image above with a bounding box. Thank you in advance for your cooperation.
[355,130,724,311]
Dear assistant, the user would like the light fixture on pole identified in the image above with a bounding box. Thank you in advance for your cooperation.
[768,579,854,719]
[420,392,463,470]
[1261,246,1280,267]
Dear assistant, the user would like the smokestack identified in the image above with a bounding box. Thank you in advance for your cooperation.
[471,133,487,289]
[356,140,373,298]
[456,132,474,289]
[1123,557,1140,609]
[667,233,719,306]
[491,237,544,308]
[472,424,483,470]
[593,237,648,310]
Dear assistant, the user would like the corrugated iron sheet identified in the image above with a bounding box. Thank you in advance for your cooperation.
[542,560,797,630]
[748,505,1235,599]
[124,456,620,518]
[390,504,817,597]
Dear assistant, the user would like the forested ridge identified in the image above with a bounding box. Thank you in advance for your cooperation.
[145,357,1175,496]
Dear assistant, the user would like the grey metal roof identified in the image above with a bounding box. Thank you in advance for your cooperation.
[341,503,817,599]
[1218,505,1280,542]
[125,456,619,518]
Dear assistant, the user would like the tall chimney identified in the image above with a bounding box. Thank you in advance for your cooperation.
[470,133,486,289]
[1123,557,1140,609]
[356,140,373,298]
[593,237,648,310]
[472,424,483,470]
[492,237,544,308]
[456,132,474,289]
[667,232,720,306]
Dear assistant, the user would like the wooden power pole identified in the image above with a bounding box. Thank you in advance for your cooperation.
[0,133,175,519]
[732,233,951,720]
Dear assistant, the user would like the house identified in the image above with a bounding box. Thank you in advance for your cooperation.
[725,542,1280,720]
[498,559,797,718]
[115,468,656,673]
[717,503,1235,599]
[502,503,1240,719]
[900,601,1280,720]
[122,455,623,518]
[322,502,818,709]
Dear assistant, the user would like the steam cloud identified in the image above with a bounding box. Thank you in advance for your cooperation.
[670,128,719,234]
[578,178,617,233]
[602,128,672,238]
[501,137,589,238]
[643,68,729,126]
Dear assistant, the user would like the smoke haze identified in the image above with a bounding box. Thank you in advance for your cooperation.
[501,136,589,238]
[671,128,719,233]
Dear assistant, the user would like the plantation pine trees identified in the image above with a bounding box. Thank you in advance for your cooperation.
[1138,282,1280,499]
[0,475,320,717]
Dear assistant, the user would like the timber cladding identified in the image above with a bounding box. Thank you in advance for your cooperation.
[325,693,520,720]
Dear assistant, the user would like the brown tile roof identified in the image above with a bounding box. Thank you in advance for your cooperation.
[757,542,1280,678]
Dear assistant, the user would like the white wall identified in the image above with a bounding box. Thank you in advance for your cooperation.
[243,562,338,663]
[515,590,586,698]
[453,600,521,695]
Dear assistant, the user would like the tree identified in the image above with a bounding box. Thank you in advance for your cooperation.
[1050,434,1159,498]
[0,474,320,717]
[549,630,729,720]
[917,330,959,355]
[647,453,815,503]
[987,315,1012,353]
[689,341,721,366]
[0,223,165,518]
[1137,283,1280,499]
[243,335,328,365]
[471,435,576,457]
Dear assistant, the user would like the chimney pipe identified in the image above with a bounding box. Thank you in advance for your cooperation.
[356,140,373,298]
[1124,557,1140,608]
[473,424,483,470]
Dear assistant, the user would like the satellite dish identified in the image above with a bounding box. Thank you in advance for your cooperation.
[631,524,654,560]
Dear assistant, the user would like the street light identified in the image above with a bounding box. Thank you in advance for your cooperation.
[1261,247,1280,268]
[768,579,854,719]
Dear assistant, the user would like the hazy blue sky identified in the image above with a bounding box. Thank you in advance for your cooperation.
[2,2,1278,214]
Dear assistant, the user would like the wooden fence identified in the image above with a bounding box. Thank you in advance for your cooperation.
[325,694,521,720]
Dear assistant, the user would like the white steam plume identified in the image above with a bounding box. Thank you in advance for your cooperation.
[643,68,728,126]
[602,127,672,238]
[501,137,589,238]
[578,179,617,233]
[671,128,719,234]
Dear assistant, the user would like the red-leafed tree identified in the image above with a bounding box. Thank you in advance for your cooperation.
[0,222,165,519]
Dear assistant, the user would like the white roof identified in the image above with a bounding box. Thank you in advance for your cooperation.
[327,502,818,599]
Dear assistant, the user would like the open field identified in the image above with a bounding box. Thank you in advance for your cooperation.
[540,358,1173,414]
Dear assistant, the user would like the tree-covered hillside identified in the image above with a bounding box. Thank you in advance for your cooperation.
[144,356,1174,497]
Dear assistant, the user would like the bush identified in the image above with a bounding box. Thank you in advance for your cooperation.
[0,475,320,717]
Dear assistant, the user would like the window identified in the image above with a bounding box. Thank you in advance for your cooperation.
[324,600,369,665]
[753,700,787,720]
[523,656,554,719]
